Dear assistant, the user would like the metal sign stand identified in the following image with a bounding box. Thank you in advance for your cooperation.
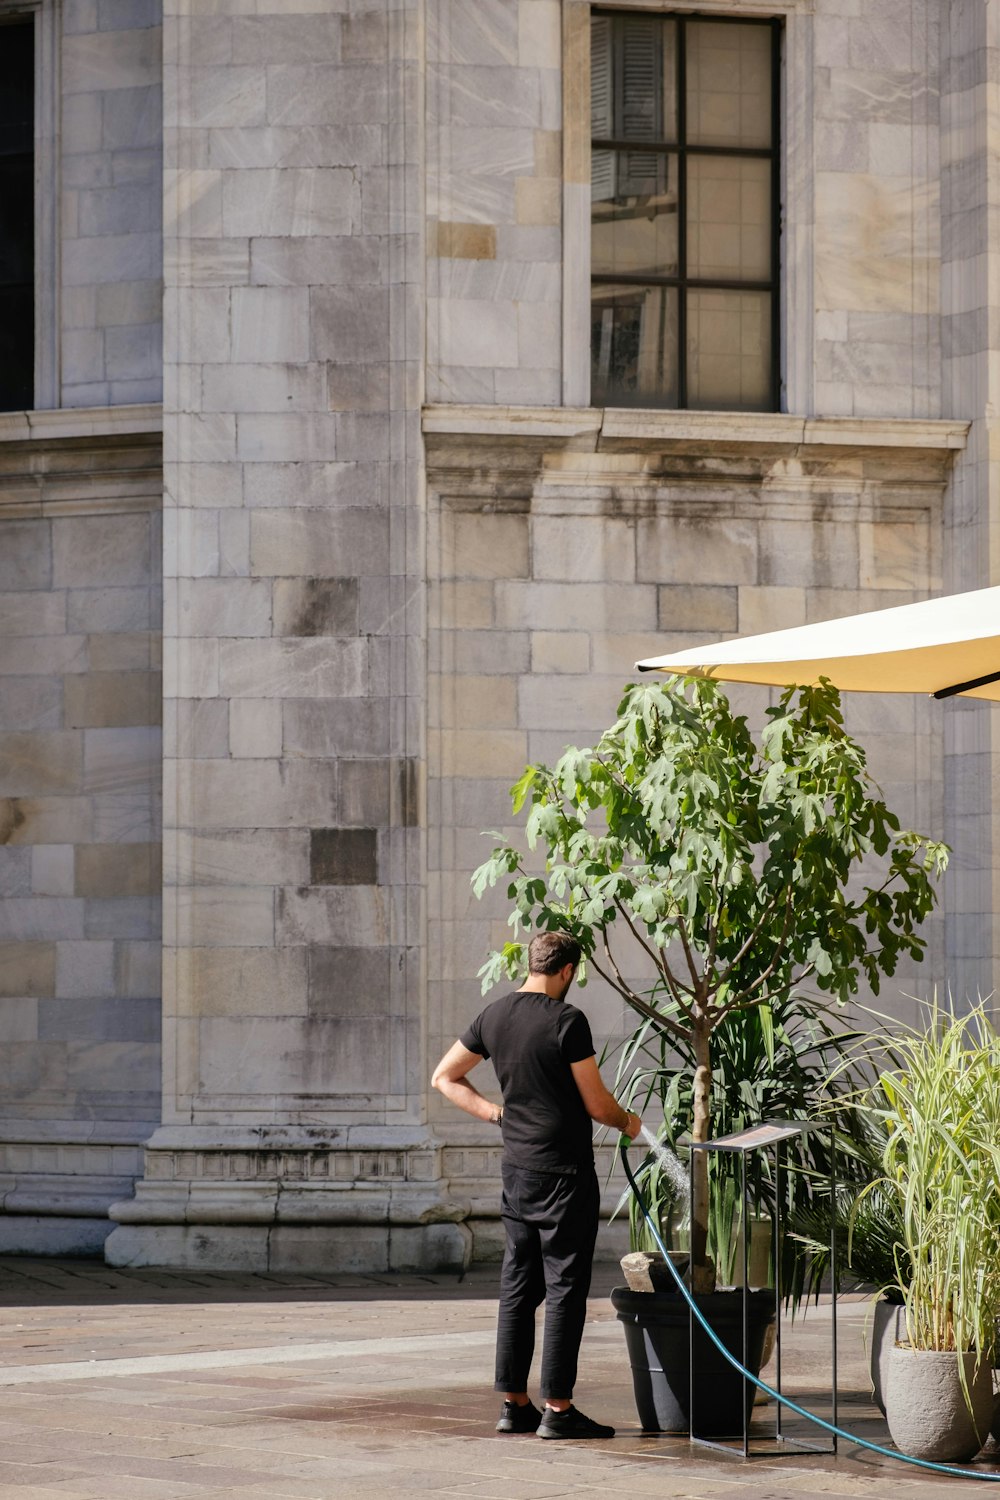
[688,1119,838,1460]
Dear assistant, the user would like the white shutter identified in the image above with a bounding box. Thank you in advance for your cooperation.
[590,16,615,203]
[619,17,660,195]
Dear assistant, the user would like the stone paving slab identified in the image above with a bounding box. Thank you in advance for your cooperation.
[0,1258,996,1497]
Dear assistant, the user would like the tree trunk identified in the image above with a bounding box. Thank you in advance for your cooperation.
[690,1013,715,1293]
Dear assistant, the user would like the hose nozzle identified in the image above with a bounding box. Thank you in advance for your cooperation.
[618,1132,631,1151]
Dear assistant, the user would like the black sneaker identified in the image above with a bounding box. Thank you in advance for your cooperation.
[537,1405,615,1440]
[496,1398,542,1434]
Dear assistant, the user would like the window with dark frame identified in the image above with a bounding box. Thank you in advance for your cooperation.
[591,10,780,412]
[0,18,34,413]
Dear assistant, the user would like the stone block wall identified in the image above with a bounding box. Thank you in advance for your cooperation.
[937,0,1000,1004]
[61,0,164,407]
[426,0,563,405]
[103,0,464,1274]
[153,0,423,1127]
[1,0,992,1269]
[0,412,162,1253]
[424,408,957,1236]
[811,0,942,419]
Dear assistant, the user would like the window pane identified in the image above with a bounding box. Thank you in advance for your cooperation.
[591,14,677,145]
[592,152,679,278]
[592,284,679,407]
[686,289,771,411]
[0,286,34,411]
[0,157,34,283]
[0,24,33,157]
[686,155,770,282]
[686,21,772,150]
[0,20,34,413]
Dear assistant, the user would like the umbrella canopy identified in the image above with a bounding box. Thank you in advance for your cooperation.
[636,585,1000,702]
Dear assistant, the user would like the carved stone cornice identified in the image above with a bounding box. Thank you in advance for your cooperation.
[423,404,970,501]
[0,404,163,519]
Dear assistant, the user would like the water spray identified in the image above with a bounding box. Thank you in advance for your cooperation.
[638,1123,689,1205]
[618,1132,1000,1480]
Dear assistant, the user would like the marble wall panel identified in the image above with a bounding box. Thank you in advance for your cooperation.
[811,0,942,418]
[60,2,163,405]
[426,0,562,402]
[195,1016,401,1096]
[425,423,946,1162]
[164,946,309,1020]
[0,411,162,1171]
[146,1,426,1190]
[227,698,283,759]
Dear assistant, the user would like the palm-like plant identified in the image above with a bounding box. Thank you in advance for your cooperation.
[611,989,872,1296]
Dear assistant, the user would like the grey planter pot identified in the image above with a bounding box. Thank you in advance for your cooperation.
[885,1346,993,1462]
[869,1299,905,1415]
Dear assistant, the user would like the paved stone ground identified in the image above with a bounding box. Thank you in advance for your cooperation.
[0,1258,996,1498]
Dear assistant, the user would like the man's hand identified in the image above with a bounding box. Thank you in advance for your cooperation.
[431,1040,503,1124]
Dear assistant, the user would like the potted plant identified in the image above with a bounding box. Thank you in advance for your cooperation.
[473,677,946,1434]
[612,988,872,1293]
[848,1003,1000,1461]
[608,988,874,1433]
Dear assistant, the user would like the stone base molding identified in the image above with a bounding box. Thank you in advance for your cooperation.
[0,1121,153,1256]
[104,1127,473,1273]
[104,1221,473,1275]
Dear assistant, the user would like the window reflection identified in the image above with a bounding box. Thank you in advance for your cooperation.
[592,153,679,280]
[590,12,778,412]
[591,285,679,408]
[591,14,677,146]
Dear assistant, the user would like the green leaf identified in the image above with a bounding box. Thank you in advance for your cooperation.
[510,765,539,815]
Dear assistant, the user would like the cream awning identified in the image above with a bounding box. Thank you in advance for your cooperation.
[635,586,1000,702]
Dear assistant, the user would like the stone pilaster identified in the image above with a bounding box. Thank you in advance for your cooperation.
[105,0,466,1272]
[939,0,1000,1010]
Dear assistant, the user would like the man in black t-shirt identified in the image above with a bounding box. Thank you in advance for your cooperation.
[432,932,642,1441]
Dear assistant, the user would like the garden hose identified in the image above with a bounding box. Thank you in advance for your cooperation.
[617,1135,1000,1480]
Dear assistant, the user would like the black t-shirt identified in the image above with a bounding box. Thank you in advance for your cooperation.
[460,990,596,1172]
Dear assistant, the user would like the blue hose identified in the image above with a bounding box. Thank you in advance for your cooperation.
[618,1137,1000,1479]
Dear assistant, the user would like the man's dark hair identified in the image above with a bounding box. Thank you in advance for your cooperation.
[527,932,582,975]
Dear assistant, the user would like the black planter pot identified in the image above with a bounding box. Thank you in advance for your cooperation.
[611,1285,776,1437]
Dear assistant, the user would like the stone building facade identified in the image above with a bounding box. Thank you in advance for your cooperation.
[0,0,993,1268]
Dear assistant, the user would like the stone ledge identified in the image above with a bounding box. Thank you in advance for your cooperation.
[141,1125,437,1152]
[423,404,970,454]
[0,408,163,519]
[109,1176,471,1229]
[424,405,969,500]
[0,1120,157,1146]
[0,403,163,444]
[104,1221,472,1274]
[0,1175,139,1219]
[141,1149,439,1186]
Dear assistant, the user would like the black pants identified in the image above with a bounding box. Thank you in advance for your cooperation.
[494,1161,600,1401]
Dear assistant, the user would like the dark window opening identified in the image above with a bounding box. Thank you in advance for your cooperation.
[0,20,34,413]
[591,10,780,412]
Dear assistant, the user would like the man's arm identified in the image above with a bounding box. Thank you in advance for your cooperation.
[431,1040,503,1124]
[570,1055,642,1139]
